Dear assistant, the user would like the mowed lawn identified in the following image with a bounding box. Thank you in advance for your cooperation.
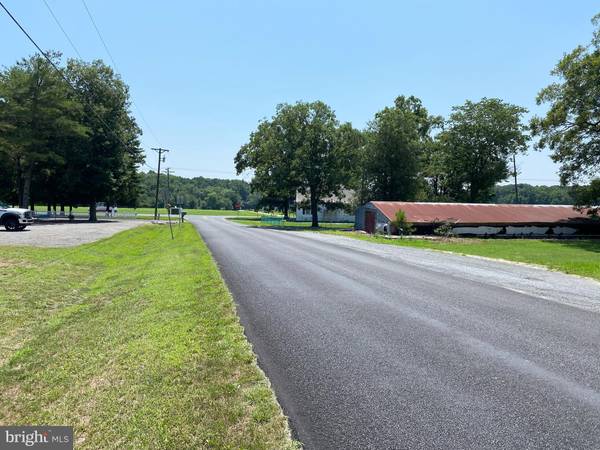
[229,217,352,230]
[0,224,296,449]
[327,231,600,281]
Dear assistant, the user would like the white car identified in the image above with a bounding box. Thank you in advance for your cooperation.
[0,202,34,231]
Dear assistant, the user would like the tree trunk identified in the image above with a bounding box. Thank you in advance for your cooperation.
[19,164,33,209]
[89,201,97,222]
[16,159,24,208]
[310,188,319,228]
[60,204,65,216]
[283,197,289,220]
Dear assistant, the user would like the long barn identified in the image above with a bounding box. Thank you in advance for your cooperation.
[355,201,599,236]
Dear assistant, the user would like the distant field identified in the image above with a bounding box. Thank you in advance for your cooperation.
[0,224,297,449]
[229,217,352,230]
[326,231,600,281]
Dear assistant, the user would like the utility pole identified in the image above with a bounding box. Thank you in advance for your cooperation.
[152,148,170,219]
[512,153,520,204]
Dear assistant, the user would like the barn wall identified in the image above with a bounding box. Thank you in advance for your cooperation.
[355,203,391,232]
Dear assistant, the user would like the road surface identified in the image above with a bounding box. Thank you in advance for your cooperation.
[189,216,600,449]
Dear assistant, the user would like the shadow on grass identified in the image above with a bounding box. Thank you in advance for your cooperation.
[541,239,600,254]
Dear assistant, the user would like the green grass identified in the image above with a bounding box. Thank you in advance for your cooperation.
[0,224,297,449]
[325,231,600,281]
[229,217,353,230]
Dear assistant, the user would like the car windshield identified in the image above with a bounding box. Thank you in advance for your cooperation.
[0,202,8,209]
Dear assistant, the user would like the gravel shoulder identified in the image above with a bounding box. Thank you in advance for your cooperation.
[292,229,600,313]
[0,220,144,247]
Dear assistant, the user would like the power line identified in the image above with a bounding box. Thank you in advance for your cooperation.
[80,0,117,68]
[143,162,157,172]
[42,0,162,154]
[0,1,147,170]
[0,1,68,83]
[79,0,163,148]
[42,0,83,58]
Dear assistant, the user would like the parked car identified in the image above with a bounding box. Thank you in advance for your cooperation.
[0,202,34,231]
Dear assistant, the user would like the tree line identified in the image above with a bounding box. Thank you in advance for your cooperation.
[492,184,574,205]
[235,97,529,227]
[236,14,600,226]
[0,53,143,221]
[137,172,259,210]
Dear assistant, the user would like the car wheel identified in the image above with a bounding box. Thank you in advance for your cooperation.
[4,216,19,231]
[16,225,27,231]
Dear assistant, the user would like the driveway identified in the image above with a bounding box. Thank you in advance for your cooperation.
[0,220,144,247]
[190,216,600,449]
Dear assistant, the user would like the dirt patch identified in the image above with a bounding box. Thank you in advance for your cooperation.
[0,221,145,247]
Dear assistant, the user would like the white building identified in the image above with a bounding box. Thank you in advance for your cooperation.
[295,190,355,223]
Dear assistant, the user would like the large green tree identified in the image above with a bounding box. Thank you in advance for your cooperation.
[531,14,600,214]
[0,53,84,208]
[236,101,358,226]
[292,101,351,227]
[363,95,441,201]
[437,98,529,202]
[65,59,144,221]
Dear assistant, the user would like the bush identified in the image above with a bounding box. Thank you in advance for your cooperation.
[434,220,456,237]
[391,209,415,236]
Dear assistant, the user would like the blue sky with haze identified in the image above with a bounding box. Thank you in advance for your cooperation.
[1,1,598,184]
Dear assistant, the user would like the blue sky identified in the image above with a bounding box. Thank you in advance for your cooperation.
[1,1,598,184]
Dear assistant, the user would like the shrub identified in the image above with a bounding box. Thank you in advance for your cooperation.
[434,220,456,237]
[391,209,415,236]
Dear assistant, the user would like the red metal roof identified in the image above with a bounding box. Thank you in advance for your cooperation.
[370,201,591,225]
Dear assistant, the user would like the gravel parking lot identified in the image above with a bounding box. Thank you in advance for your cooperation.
[0,220,145,247]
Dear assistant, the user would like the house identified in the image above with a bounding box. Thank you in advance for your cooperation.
[355,201,599,236]
[295,190,356,223]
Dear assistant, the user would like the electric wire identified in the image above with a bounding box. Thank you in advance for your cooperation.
[80,0,163,148]
[0,1,151,171]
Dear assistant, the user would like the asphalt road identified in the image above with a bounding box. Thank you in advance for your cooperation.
[189,216,600,450]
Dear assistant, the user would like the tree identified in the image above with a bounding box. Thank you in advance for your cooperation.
[65,59,144,221]
[291,101,350,227]
[0,53,84,208]
[573,180,600,216]
[338,123,368,206]
[437,98,529,202]
[531,14,600,212]
[236,101,358,227]
[363,95,441,201]
[235,106,299,219]
[492,183,575,205]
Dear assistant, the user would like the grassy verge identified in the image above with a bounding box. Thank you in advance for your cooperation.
[0,224,297,449]
[229,217,352,230]
[325,231,600,281]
